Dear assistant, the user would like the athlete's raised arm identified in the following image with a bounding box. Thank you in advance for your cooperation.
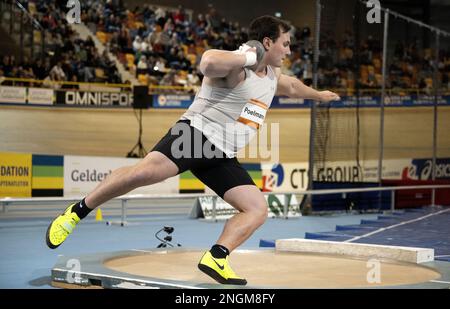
[275,70,341,102]
[199,45,257,78]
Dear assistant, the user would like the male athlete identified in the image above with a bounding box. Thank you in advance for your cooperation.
[46,15,340,285]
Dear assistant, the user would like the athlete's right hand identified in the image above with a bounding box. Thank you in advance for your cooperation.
[233,43,257,68]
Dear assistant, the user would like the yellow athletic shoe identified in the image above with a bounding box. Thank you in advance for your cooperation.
[46,203,80,249]
[198,251,247,285]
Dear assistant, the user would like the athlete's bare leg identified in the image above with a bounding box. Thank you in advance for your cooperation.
[84,151,179,209]
[216,185,268,252]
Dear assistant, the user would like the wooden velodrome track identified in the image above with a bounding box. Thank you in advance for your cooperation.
[0,105,449,162]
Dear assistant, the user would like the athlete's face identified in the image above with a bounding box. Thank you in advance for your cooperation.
[263,30,291,67]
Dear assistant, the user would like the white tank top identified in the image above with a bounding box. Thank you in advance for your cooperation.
[181,66,278,158]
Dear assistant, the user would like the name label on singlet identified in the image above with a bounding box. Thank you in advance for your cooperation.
[237,99,268,129]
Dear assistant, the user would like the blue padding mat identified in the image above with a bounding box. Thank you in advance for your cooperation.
[299,207,450,262]
[259,239,276,247]
[311,182,391,212]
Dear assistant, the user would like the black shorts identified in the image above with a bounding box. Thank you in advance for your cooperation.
[151,120,256,198]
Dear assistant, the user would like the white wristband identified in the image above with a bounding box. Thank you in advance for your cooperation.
[233,44,257,67]
[244,51,257,67]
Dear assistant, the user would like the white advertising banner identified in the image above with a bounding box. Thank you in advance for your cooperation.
[63,155,179,197]
[28,88,54,105]
[312,159,413,182]
[0,86,26,104]
[261,163,309,193]
[190,194,300,220]
[190,157,450,219]
[260,158,441,193]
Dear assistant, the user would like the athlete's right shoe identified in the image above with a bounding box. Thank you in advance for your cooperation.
[198,251,247,285]
[46,203,80,249]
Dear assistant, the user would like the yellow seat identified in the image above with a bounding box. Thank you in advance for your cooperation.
[138,74,149,85]
[186,54,197,66]
[196,46,205,55]
[181,44,188,55]
[105,33,112,43]
[373,58,381,70]
[95,68,106,79]
[128,64,136,76]
[134,22,144,29]
[375,74,382,85]
[126,53,135,64]
[126,54,135,69]
[34,30,42,44]
[96,31,107,44]
[29,3,37,14]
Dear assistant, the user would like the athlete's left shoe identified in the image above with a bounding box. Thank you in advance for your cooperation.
[46,203,80,249]
[198,251,247,285]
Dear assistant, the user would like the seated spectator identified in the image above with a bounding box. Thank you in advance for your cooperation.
[61,75,80,90]
[187,69,201,87]
[160,69,176,88]
[49,62,66,81]
[133,36,143,52]
[137,55,149,75]
[173,6,186,25]
[153,57,167,74]
[0,56,13,76]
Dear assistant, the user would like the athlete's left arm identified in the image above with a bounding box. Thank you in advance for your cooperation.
[275,70,340,102]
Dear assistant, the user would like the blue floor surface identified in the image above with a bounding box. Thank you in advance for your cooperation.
[0,212,380,288]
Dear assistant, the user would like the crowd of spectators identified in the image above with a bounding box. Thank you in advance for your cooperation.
[78,0,450,95]
[0,0,122,87]
[79,0,322,93]
[79,0,253,91]
[317,29,450,95]
[1,0,449,95]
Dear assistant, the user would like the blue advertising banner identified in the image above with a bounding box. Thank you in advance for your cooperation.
[2,87,449,109]
[271,96,310,108]
[270,95,450,108]
[152,94,194,108]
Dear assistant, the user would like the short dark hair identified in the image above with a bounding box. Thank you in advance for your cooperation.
[248,15,291,43]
